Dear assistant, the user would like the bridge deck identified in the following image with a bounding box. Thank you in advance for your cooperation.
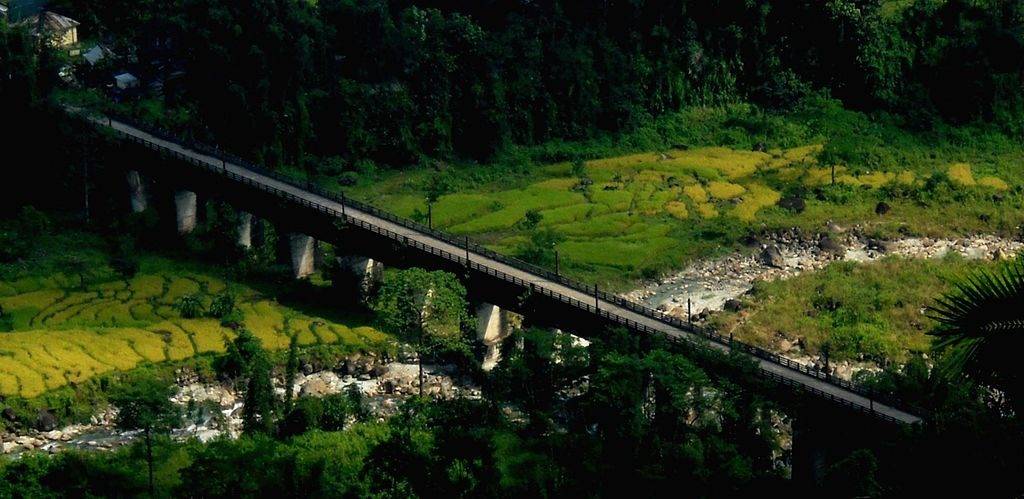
[84,111,922,425]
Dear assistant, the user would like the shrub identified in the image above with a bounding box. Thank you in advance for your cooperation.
[517,209,543,230]
[570,158,587,178]
[208,292,236,319]
[338,171,359,187]
[174,293,205,319]
[278,396,324,438]
[110,236,139,278]
[516,228,565,267]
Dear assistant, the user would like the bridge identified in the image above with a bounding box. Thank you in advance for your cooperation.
[71,108,922,429]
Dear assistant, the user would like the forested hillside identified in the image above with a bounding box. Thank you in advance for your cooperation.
[49,0,1024,169]
[3,1,1024,496]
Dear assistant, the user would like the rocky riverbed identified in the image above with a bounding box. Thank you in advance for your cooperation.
[625,229,1022,319]
[1,355,480,457]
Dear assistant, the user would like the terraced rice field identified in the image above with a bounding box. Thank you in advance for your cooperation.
[354,145,1012,283]
[0,262,390,398]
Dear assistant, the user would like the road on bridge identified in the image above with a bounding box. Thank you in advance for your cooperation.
[81,110,923,426]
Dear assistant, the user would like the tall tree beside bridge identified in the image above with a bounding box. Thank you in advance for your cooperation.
[371,268,471,396]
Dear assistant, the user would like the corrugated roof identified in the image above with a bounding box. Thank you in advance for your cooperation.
[19,10,79,32]
[40,11,79,31]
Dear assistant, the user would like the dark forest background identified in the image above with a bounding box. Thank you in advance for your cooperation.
[44,0,1024,170]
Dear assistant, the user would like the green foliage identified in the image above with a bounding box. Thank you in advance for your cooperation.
[371,268,471,359]
[517,209,543,230]
[242,354,276,436]
[927,259,1024,413]
[283,334,299,413]
[109,372,182,494]
[278,391,363,438]
[489,328,589,429]
[173,293,205,319]
[714,255,999,363]
[207,292,236,319]
[109,235,139,278]
[216,327,264,382]
[53,0,1024,174]
[516,228,565,268]
[110,374,181,435]
[353,96,1023,287]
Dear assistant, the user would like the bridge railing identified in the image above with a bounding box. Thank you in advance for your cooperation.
[77,108,923,423]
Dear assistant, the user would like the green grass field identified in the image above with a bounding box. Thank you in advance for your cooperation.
[710,254,1006,363]
[0,255,390,398]
[345,101,1022,288]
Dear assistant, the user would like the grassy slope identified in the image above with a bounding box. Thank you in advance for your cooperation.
[711,254,1006,363]
[342,98,1023,289]
[0,230,390,398]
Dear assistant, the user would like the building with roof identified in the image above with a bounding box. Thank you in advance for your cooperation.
[21,11,80,48]
[83,45,113,66]
[114,72,140,90]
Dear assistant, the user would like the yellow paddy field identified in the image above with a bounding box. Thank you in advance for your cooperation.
[353,144,1011,284]
[0,261,389,398]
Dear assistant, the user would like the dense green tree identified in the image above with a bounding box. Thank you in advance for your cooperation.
[216,327,265,380]
[283,333,300,413]
[489,327,588,431]
[243,353,277,435]
[109,373,181,495]
[371,268,470,395]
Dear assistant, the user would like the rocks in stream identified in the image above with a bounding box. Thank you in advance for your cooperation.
[760,245,786,268]
[818,236,844,257]
[2,356,483,457]
[299,378,331,397]
[35,410,57,431]
[867,239,894,253]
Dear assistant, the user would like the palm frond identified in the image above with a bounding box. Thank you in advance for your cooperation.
[926,260,1024,380]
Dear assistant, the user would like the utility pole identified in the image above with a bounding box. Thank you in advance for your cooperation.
[555,250,560,276]
[822,343,832,380]
[428,203,432,229]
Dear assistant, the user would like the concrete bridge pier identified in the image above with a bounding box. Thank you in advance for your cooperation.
[335,255,383,297]
[126,170,148,213]
[174,190,198,234]
[476,303,515,371]
[289,233,316,279]
[237,212,253,249]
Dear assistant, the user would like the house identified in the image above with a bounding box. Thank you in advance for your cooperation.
[114,72,139,90]
[21,11,79,48]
